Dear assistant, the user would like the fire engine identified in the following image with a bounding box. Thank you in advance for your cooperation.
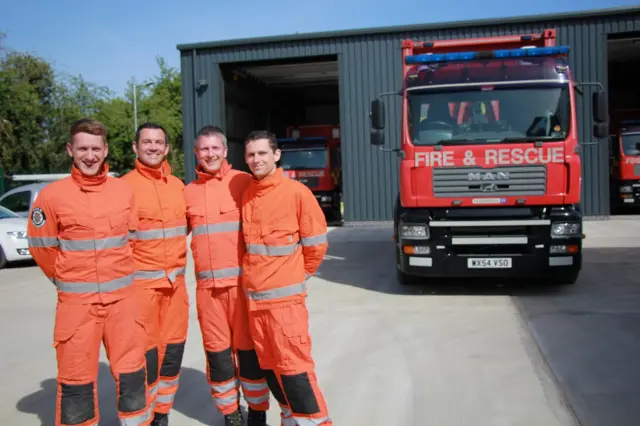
[609,111,640,209]
[279,124,343,221]
[369,30,609,285]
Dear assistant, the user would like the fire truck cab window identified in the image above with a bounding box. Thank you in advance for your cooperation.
[407,85,570,146]
[280,149,328,170]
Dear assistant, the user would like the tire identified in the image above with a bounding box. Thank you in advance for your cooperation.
[395,247,418,285]
[549,270,579,286]
[0,246,7,269]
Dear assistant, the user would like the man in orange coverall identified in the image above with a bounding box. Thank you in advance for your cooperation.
[27,118,151,426]
[184,125,270,426]
[242,130,332,426]
[122,122,189,426]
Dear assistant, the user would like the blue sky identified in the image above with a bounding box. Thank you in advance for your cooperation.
[2,0,638,97]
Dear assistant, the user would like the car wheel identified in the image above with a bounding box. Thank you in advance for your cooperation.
[0,246,7,269]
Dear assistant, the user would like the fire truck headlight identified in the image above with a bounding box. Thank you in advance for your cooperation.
[399,224,430,240]
[320,195,331,202]
[619,185,632,193]
[551,222,581,238]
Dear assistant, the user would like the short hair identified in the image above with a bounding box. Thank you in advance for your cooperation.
[195,125,227,149]
[70,118,106,144]
[245,130,278,153]
[135,122,168,145]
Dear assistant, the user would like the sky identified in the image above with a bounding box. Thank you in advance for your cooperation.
[2,0,638,97]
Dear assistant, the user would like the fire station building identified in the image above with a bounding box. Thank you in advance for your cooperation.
[177,5,640,222]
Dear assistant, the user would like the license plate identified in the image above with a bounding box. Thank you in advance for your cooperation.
[467,258,512,268]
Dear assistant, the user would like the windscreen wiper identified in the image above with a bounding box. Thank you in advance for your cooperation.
[486,136,565,143]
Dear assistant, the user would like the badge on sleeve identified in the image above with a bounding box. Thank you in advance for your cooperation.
[31,207,46,228]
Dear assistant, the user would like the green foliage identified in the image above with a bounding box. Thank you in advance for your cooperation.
[0,37,184,180]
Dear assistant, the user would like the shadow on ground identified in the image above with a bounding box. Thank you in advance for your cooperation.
[319,225,640,426]
[16,363,268,426]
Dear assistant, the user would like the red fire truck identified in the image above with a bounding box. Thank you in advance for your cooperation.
[369,30,609,285]
[279,124,343,221]
[609,110,640,209]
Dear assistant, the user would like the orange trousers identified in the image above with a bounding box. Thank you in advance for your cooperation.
[136,283,189,416]
[249,300,332,426]
[53,294,151,426]
[196,285,270,415]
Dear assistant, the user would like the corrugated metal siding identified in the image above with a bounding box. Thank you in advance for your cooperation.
[181,11,640,220]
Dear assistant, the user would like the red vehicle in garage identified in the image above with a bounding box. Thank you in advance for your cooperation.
[369,30,609,285]
[279,124,343,221]
[609,111,640,209]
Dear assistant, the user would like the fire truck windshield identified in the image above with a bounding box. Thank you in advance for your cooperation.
[621,133,640,156]
[407,84,570,146]
[280,148,328,170]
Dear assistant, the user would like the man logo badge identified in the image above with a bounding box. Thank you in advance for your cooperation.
[468,171,510,181]
[31,207,46,228]
[481,183,498,192]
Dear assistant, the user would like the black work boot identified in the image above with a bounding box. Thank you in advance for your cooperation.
[224,410,244,426]
[247,408,267,426]
[151,412,169,426]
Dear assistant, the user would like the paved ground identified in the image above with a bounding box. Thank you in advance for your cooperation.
[1,217,638,426]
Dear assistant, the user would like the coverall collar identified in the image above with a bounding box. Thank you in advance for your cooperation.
[135,158,171,181]
[251,167,284,195]
[195,159,232,181]
[71,162,109,192]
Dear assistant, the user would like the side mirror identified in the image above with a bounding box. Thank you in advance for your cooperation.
[370,99,385,130]
[593,122,609,139]
[370,129,385,146]
[592,91,608,123]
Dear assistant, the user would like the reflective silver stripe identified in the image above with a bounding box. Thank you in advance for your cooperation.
[54,273,134,293]
[156,393,175,404]
[295,416,333,425]
[301,233,327,246]
[240,380,268,392]
[214,394,239,406]
[128,231,136,240]
[119,404,154,426]
[192,221,241,236]
[247,281,306,301]
[247,242,299,256]
[159,378,179,389]
[149,384,158,396]
[197,267,241,281]
[212,378,239,394]
[134,267,185,284]
[133,226,187,241]
[280,405,296,426]
[59,235,128,251]
[245,393,270,405]
[27,236,59,248]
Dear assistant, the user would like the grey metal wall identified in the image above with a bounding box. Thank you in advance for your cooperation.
[180,9,640,221]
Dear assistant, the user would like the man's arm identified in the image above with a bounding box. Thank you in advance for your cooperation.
[297,186,328,278]
[27,191,59,283]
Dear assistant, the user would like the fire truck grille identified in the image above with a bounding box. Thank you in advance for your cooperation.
[635,164,640,177]
[292,176,319,188]
[432,165,547,197]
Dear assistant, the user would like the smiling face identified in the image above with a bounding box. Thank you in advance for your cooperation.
[67,132,108,176]
[195,134,228,173]
[133,128,168,168]
[245,138,280,179]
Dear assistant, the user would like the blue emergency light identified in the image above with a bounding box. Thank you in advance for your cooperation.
[404,45,570,64]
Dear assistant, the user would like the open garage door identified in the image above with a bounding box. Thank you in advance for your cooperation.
[219,55,344,223]
[607,33,640,214]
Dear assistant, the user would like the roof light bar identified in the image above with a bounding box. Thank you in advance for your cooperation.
[405,45,570,64]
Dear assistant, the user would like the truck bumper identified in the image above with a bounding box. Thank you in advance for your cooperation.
[398,243,581,279]
[395,205,582,280]
[615,180,640,207]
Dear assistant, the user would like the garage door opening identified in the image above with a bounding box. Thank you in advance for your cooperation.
[220,55,344,223]
[607,33,640,215]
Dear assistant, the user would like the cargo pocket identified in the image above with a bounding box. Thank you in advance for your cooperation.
[274,304,313,370]
[52,303,93,380]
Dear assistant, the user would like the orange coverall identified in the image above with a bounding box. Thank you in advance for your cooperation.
[27,164,151,426]
[241,167,331,426]
[184,160,270,416]
[122,159,189,416]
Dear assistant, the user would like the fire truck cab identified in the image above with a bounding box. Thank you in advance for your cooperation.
[279,125,343,221]
[609,116,640,209]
